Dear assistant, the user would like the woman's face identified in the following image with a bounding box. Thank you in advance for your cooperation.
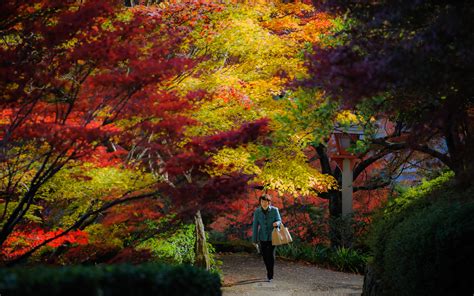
[260,199,270,209]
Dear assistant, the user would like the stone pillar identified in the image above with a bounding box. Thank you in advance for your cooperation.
[342,158,353,216]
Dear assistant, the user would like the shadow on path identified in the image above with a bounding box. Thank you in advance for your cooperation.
[218,252,364,296]
[224,278,269,287]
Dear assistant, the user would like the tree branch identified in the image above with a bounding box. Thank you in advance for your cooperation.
[353,180,391,192]
[353,150,390,180]
[371,138,453,169]
[5,189,162,266]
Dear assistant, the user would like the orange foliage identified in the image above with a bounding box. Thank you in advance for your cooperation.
[1,225,88,260]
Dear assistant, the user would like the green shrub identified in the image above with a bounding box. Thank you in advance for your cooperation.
[276,242,367,273]
[138,224,220,272]
[382,200,474,295]
[368,172,456,268]
[0,263,221,296]
[276,243,301,259]
[329,246,368,274]
[208,230,227,242]
[368,172,474,295]
[139,225,196,265]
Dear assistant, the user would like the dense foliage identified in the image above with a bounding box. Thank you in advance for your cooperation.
[2,3,470,294]
[0,0,269,264]
[367,173,474,295]
[306,0,474,185]
[0,263,221,296]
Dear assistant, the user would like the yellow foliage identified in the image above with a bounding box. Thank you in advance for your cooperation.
[177,2,338,196]
[335,110,363,126]
[36,163,156,228]
[203,145,262,177]
[257,145,338,196]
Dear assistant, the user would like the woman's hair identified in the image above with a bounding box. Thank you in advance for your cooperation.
[259,194,271,203]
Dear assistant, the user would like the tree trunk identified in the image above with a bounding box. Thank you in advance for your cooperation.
[327,189,348,249]
[328,190,342,218]
[194,210,210,270]
[314,143,346,248]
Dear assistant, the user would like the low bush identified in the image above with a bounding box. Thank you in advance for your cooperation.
[329,246,368,274]
[0,263,221,296]
[367,172,474,295]
[138,224,220,272]
[276,243,368,274]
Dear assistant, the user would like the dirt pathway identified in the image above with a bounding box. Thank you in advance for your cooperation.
[217,253,363,296]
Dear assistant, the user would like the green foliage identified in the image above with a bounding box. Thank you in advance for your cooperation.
[369,171,456,265]
[329,247,368,274]
[138,224,195,265]
[276,242,367,274]
[0,202,43,226]
[383,171,455,215]
[0,263,221,296]
[138,224,220,272]
[36,163,155,228]
[273,89,338,147]
[368,171,474,295]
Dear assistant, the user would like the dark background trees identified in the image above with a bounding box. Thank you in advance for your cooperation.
[307,0,474,185]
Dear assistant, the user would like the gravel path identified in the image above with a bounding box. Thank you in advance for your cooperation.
[217,252,363,296]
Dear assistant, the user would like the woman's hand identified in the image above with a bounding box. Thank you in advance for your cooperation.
[273,222,278,227]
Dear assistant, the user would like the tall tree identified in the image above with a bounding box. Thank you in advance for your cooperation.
[307,0,474,185]
[0,0,268,260]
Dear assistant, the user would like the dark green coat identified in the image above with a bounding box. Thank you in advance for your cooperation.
[252,206,282,243]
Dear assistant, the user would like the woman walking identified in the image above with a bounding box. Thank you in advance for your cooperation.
[251,194,282,282]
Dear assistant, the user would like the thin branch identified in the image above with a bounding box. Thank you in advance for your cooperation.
[371,138,452,168]
[353,150,389,180]
[353,180,391,192]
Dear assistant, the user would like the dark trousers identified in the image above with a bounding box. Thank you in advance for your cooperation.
[260,241,276,279]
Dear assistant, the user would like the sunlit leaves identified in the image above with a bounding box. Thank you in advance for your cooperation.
[203,145,262,177]
[257,145,338,195]
[174,1,339,197]
[36,163,155,228]
[1,225,88,261]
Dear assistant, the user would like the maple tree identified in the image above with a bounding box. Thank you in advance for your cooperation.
[176,1,342,197]
[164,1,396,249]
[0,0,270,265]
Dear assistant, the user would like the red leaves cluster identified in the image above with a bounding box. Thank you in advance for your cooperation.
[1,225,88,260]
[101,198,164,230]
[210,186,389,245]
[82,146,129,167]
[214,86,254,110]
[0,0,220,163]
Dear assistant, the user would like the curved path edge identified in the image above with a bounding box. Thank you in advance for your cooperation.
[217,252,363,296]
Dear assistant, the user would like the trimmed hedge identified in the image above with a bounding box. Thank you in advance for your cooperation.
[383,200,474,295]
[0,263,221,296]
[367,172,474,295]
